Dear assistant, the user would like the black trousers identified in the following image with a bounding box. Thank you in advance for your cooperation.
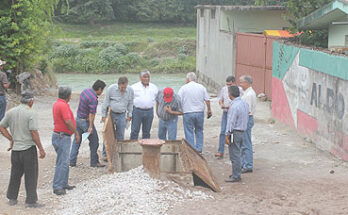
[7,146,38,204]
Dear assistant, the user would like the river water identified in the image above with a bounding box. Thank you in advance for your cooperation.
[56,73,186,93]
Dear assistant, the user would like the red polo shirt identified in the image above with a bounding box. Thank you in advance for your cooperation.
[53,98,76,134]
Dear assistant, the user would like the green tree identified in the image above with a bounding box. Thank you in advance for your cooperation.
[0,0,57,84]
[285,0,331,47]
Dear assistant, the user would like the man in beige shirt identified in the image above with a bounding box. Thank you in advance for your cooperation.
[239,75,257,173]
[0,91,46,208]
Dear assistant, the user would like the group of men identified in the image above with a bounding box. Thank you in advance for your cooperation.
[216,75,257,183]
[0,66,256,207]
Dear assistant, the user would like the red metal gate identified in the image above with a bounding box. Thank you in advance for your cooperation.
[235,33,276,99]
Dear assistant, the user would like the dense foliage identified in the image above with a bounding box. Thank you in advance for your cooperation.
[54,0,289,24]
[50,39,196,74]
[0,0,57,84]
[285,0,331,47]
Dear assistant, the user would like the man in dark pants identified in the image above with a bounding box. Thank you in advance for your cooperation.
[0,60,10,121]
[130,70,158,140]
[0,91,46,207]
[224,86,249,183]
[52,87,80,195]
[70,80,106,168]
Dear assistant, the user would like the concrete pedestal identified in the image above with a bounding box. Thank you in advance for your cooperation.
[139,139,165,178]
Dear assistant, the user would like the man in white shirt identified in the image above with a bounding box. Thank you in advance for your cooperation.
[239,75,257,173]
[130,70,158,140]
[178,72,212,153]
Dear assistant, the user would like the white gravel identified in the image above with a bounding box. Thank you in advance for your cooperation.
[54,166,213,215]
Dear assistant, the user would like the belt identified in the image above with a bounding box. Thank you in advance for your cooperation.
[112,111,125,114]
[233,130,245,133]
[54,131,72,137]
[78,117,88,121]
[135,107,152,111]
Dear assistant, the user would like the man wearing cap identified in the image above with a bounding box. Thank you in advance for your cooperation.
[130,70,158,140]
[178,72,212,153]
[0,60,10,121]
[0,91,46,207]
[70,80,106,168]
[52,87,80,196]
[156,87,182,140]
[101,77,134,159]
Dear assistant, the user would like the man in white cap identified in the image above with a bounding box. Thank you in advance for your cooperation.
[0,60,10,121]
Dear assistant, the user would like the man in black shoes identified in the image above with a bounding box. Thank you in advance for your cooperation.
[0,91,46,207]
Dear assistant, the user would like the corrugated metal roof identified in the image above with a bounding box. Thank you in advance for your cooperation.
[195,5,286,11]
[298,0,348,30]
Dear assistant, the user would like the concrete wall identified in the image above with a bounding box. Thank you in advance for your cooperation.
[196,7,234,93]
[221,10,290,33]
[196,7,290,93]
[272,41,348,161]
[329,22,348,47]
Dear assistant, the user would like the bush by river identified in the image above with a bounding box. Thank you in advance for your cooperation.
[49,23,196,74]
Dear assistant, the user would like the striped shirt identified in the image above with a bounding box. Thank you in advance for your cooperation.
[156,91,182,121]
[77,88,98,119]
[225,97,249,135]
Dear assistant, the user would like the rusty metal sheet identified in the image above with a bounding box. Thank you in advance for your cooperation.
[236,33,266,68]
[102,111,117,173]
[236,64,265,95]
[178,139,221,192]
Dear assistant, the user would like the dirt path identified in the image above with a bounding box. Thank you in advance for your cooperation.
[0,94,347,215]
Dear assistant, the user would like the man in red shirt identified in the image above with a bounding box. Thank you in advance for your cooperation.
[52,87,79,195]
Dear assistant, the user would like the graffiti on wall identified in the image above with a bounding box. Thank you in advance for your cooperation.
[272,41,348,161]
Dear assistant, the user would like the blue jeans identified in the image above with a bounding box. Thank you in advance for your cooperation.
[52,133,71,190]
[102,112,126,157]
[130,107,154,140]
[229,131,244,179]
[183,112,204,152]
[70,118,100,166]
[218,112,228,154]
[241,115,254,170]
[158,117,178,140]
[0,95,6,121]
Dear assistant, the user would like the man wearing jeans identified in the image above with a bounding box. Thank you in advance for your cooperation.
[156,87,182,140]
[239,75,257,173]
[0,91,46,207]
[0,60,10,121]
[70,80,106,168]
[130,70,158,140]
[224,86,249,183]
[178,72,212,153]
[52,87,79,195]
[102,77,134,158]
[215,76,236,159]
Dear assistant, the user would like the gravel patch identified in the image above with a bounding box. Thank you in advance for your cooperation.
[54,166,213,215]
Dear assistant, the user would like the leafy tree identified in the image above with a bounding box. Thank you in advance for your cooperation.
[0,0,57,86]
[285,0,331,47]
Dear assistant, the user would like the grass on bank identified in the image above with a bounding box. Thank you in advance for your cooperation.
[50,22,197,74]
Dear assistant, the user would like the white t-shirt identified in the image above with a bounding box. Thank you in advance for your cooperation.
[178,81,209,114]
[131,82,158,109]
[241,87,257,115]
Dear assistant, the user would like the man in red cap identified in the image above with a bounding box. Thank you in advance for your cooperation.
[155,87,182,140]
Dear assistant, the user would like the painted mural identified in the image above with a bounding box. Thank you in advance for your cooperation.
[272,41,348,161]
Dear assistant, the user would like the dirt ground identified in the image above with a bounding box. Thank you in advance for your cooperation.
[0,93,348,215]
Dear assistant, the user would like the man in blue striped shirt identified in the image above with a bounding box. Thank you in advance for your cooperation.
[224,85,249,183]
[70,80,106,168]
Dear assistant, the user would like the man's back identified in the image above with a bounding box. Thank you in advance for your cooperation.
[77,88,98,119]
[0,104,37,150]
[178,81,209,113]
